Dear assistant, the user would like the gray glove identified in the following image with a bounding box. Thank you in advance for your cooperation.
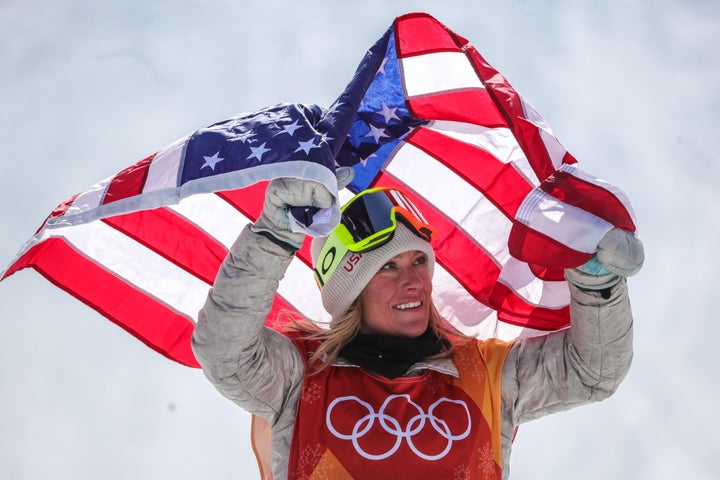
[565,228,644,290]
[251,167,355,250]
[596,228,644,277]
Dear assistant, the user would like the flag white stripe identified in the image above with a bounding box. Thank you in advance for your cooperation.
[401,51,484,98]
[432,263,495,328]
[520,95,568,171]
[468,319,526,342]
[497,257,570,308]
[167,193,248,249]
[144,135,188,193]
[519,94,552,132]
[516,188,613,253]
[56,221,210,320]
[67,179,109,217]
[469,319,556,342]
[279,258,331,324]
[537,128,568,171]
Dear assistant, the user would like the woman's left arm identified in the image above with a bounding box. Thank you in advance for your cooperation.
[502,277,633,425]
[502,228,643,424]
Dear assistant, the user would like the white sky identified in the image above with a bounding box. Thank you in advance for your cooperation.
[1,1,718,479]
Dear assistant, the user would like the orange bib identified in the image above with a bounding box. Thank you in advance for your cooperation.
[286,337,512,480]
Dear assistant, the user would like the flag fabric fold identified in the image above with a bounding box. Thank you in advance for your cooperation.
[38,103,347,231]
[1,12,636,367]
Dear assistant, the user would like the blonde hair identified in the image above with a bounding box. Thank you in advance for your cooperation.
[286,300,468,375]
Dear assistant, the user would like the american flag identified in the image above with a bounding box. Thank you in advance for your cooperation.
[0,12,636,368]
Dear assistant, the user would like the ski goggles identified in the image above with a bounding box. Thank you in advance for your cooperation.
[313,187,435,288]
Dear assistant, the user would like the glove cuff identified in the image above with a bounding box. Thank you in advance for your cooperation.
[250,218,304,251]
[565,268,621,291]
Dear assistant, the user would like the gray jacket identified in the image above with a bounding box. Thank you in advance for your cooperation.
[192,226,634,479]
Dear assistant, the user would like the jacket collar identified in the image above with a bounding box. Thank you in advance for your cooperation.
[333,355,459,378]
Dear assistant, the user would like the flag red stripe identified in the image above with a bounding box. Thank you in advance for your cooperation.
[216,183,267,221]
[563,152,579,166]
[514,117,563,182]
[540,170,637,231]
[395,14,463,57]
[9,238,200,367]
[508,221,594,270]
[102,208,228,285]
[407,90,507,127]
[489,282,569,330]
[46,193,80,224]
[1,245,36,280]
[527,263,567,283]
[407,127,533,217]
[103,154,154,205]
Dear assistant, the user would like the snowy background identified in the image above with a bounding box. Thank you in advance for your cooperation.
[1,1,718,479]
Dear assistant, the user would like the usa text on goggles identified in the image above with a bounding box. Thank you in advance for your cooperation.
[313,187,435,288]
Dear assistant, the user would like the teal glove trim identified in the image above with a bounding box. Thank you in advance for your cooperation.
[576,255,613,276]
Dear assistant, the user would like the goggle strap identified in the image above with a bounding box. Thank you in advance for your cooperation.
[389,189,422,220]
[394,211,433,243]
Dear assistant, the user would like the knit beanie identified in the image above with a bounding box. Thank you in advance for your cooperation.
[311,223,435,321]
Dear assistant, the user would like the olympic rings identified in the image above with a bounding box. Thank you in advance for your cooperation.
[325,394,472,461]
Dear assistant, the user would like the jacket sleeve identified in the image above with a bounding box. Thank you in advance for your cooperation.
[501,277,634,426]
[191,225,305,426]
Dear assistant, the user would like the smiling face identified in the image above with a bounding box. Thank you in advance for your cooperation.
[358,250,433,338]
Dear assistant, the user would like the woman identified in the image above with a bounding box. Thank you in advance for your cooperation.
[192,174,643,479]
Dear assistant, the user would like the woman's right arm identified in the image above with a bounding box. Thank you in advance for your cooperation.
[191,225,305,425]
